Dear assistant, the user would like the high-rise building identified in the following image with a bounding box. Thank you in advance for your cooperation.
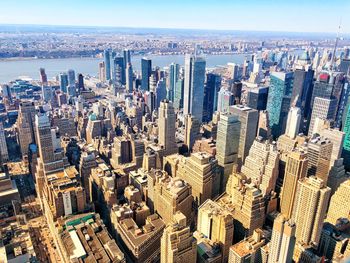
[168,63,179,102]
[123,49,131,66]
[267,71,294,138]
[59,72,68,93]
[184,114,201,152]
[79,151,97,202]
[77,73,84,91]
[141,58,152,91]
[291,176,331,247]
[320,127,345,167]
[308,97,337,136]
[98,61,106,82]
[104,49,111,81]
[307,137,333,184]
[158,100,177,156]
[161,212,197,263]
[67,69,76,87]
[113,56,125,85]
[17,101,36,156]
[285,107,301,139]
[184,54,206,122]
[148,171,193,225]
[241,137,279,196]
[197,199,234,262]
[155,79,167,110]
[173,78,184,110]
[257,110,271,139]
[42,85,52,102]
[280,150,308,219]
[39,68,48,84]
[126,62,133,93]
[203,73,221,122]
[230,105,259,166]
[326,179,350,225]
[217,88,234,113]
[246,86,268,111]
[216,114,240,188]
[0,122,9,164]
[268,214,296,263]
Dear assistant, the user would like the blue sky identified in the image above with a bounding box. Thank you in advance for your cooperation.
[0,0,349,33]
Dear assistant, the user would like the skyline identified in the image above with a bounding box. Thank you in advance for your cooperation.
[0,0,349,34]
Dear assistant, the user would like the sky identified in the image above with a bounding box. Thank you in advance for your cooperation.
[0,0,349,33]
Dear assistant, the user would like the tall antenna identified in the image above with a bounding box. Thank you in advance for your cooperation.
[331,18,342,71]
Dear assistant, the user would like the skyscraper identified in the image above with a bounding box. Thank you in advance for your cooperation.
[126,62,133,93]
[141,58,152,91]
[67,69,75,87]
[230,105,259,166]
[308,97,337,136]
[203,73,221,122]
[39,68,48,84]
[0,122,9,164]
[168,63,179,102]
[183,54,206,122]
[291,176,331,247]
[77,73,84,91]
[113,56,125,85]
[173,78,184,110]
[216,114,240,189]
[184,114,201,152]
[280,150,308,219]
[217,88,234,113]
[267,71,294,138]
[17,101,36,156]
[104,49,111,81]
[59,72,68,93]
[123,49,131,66]
[285,107,301,139]
[158,100,177,156]
[161,213,197,263]
[326,179,350,225]
[268,214,296,263]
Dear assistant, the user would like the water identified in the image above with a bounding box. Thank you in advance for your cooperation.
[0,54,251,84]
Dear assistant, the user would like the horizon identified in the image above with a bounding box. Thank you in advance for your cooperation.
[0,0,349,34]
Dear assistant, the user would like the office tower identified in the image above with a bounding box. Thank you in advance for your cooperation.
[246,86,268,110]
[0,123,8,164]
[39,68,48,84]
[17,101,36,156]
[35,114,55,163]
[267,71,294,138]
[241,138,279,196]
[310,72,345,110]
[268,214,296,263]
[320,128,345,167]
[168,63,179,102]
[126,62,133,93]
[77,73,84,91]
[225,173,265,241]
[59,72,68,93]
[291,176,331,246]
[123,49,131,66]
[158,100,177,156]
[155,79,167,109]
[184,54,206,122]
[197,200,234,262]
[175,152,216,206]
[230,105,259,165]
[335,81,350,128]
[227,62,240,81]
[113,56,125,85]
[203,73,221,122]
[149,171,193,225]
[216,114,240,187]
[67,69,75,86]
[141,58,152,91]
[42,85,52,102]
[104,49,111,80]
[228,229,265,263]
[98,61,106,82]
[342,100,350,169]
[173,78,184,110]
[184,114,201,152]
[161,213,197,263]
[307,137,333,184]
[79,151,97,202]
[285,107,301,139]
[231,81,242,104]
[280,151,308,219]
[110,136,132,168]
[257,110,271,139]
[291,68,314,121]
[326,179,350,225]
[308,97,337,135]
[217,88,234,113]
[327,158,347,197]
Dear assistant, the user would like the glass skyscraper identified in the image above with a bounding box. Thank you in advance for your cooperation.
[59,72,68,93]
[267,71,294,138]
[141,58,152,91]
[183,54,206,123]
[173,79,184,110]
[168,63,179,102]
[203,73,221,122]
[104,49,111,81]
[113,56,125,85]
